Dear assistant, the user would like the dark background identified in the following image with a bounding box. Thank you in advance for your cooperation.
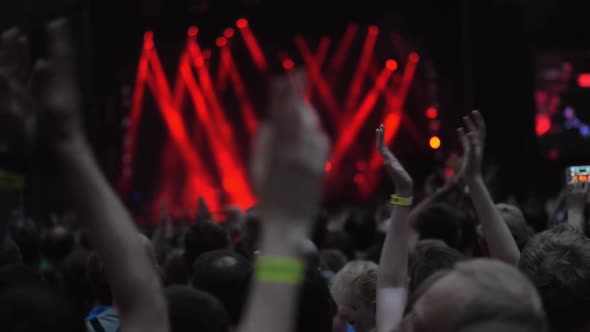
[0,0,577,220]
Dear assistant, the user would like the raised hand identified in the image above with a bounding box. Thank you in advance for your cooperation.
[566,181,589,210]
[38,19,83,145]
[0,28,35,153]
[376,124,413,196]
[458,110,486,182]
[252,70,330,224]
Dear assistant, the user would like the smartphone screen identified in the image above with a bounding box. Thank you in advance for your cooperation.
[566,165,590,184]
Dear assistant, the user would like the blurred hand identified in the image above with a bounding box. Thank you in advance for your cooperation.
[38,19,83,146]
[252,70,330,225]
[376,124,413,196]
[0,19,83,155]
[0,28,35,154]
[566,181,589,211]
[458,110,486,182]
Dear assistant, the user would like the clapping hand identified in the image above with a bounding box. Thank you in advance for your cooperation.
[252,70,330,226]
[457,110,486,183]
[376,124,413,196]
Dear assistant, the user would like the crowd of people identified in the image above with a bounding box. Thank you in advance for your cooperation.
[0,18,589,332]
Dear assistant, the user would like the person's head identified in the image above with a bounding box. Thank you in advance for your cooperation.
[86,252,111,306]
[0,238,22,267]
[164,285,230,332]
[323,231,356,261]
[12,226,41,265]
[0,264,43,289]
[519,223,590,331]
[402,259,546,332]
[163,249,190,286]
[191,250,252,325]
[62,248,92,312]
[496,203,533,250]
[0,286,84,332]
[320,249,349,274]
[42,225,75,263]
[413,203,463,250]
[409,239,464,293]
[183,222,230,267]
[344,207,377,252]
[348,269,377,332]
[330,260,377,327]
[297,267,336,332]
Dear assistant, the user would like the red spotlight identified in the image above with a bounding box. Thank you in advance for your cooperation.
[223,27,235,38]
[282,58,295,71]
[386,59,398,71]
[143,31,154,50]
[187,26,198,37]
[578,73,590,88]
[409,52,420,63]
[144,31,153,41]
[216,36,227,47]
[426,106,438,119]
[429,136,441,150]
[325,161,332,172]
[368,25,379,36]
[236,18,248,29]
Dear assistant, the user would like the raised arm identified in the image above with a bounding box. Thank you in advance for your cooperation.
[459,110,519,265]
[1,20,168,332]
[566,182,588,233]
[238,71,330,332]
[375,124,413,332]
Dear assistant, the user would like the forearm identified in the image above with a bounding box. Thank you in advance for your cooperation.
[55,139,167,325]
[376,205,410,332]
[467,176,520,265]
[567,207,585,233]
[239,220,306,332]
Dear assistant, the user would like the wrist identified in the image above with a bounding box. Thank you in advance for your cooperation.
[259,219,309,257]
[465,174,484,187]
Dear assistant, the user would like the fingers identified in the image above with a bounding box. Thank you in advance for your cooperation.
[472,110,486,140]
[457,127,469,153]
[463,114,477,135]
[46,19,75,77]
[376,124,385,151]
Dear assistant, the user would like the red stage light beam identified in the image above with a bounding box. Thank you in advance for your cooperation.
[221,46,258,136]
[306,36,332,99]
[145,51,221,213]
[329,61,396,170]
[236,18,268,72]
[294,35,341,124]
[344,25,379,113]
[329,24,358,77]
[178,55,256,209]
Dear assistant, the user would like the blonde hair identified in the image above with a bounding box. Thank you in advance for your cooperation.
[330,260,377,307]
[351,268,377,308]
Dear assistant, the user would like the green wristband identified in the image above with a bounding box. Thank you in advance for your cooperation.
[391,194,413,206]
[255,256,305,285]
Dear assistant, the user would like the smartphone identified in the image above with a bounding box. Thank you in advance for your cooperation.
[566,165,590,184]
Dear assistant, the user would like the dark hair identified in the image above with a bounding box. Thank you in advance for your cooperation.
[42,226,75,262]
[344,208,376,252]
[0,264,44,289]
[323,231,355,261]
[183,222,230,267]
[297,268,336,332]
[320,249,348,274]
[519,223,590,331]
[414,203,464,250]
[0,238,22,267]
[163,249,190,286]
[86,252,112,306]
[408,239,464,293]
[62,248,92,313]
[0,286,84,332]
[164,285,230,332]
[12,227,41,266]
[191,250,252,325]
